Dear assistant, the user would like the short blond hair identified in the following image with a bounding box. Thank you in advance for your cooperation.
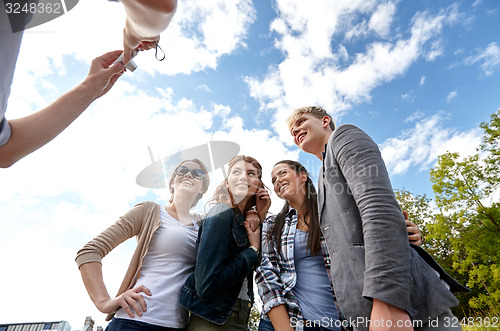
[287,106,335,131]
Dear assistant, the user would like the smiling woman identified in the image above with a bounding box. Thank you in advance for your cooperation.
[256,160,336,331]
[179,155,271,331]
[75,159,209,331]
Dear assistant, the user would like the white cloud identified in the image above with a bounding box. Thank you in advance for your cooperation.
[419,76,426,86]
[16,0,256,78]
[369,2,397,38]
[245,2,461,144]
[196,84,213,93]
[425,39,444,61]
[212,104,232,117]
[464,42,500,76]
[381,113,482,176]
[446,89,458,102]
[405,110,425,123]
[401,92,415,103]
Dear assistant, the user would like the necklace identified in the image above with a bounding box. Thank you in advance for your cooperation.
[296,215,309,231]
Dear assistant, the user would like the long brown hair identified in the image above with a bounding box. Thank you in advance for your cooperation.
[268,160,321,256]
[208,155,264,216]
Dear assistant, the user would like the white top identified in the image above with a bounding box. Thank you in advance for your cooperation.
[0,7,23,146]
[115,208,199,328]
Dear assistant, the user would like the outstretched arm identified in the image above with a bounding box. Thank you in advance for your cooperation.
[0,51,124,168]
[119,0,177,63]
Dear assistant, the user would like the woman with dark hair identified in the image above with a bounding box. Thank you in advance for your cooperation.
[256,160,340,331]
[256,160,425,331]
[180,155,271,331]
[76,159,210,331]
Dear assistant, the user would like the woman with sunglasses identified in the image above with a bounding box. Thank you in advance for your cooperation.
[180,155,271,331]
[76,159,210,331]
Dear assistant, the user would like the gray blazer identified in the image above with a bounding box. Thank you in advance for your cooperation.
[318,124,467,330]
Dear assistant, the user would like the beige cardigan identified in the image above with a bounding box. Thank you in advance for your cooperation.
[75,201,203,321]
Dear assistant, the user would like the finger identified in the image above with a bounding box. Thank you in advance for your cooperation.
[246,217,258,224]
[408,234,420,242]
[249,220,259,231]
[403,210,409,220]
[104,61,126,78]
[125,295,144,316]
[244,221,254,233]
[135,285,152,296]
[139,41,156,51]
[134,292,148,313]
[118,300,135,318]
[259,188,270,195]
[406,221,418,232]
[98,50,124,67]
[405,219,418,228]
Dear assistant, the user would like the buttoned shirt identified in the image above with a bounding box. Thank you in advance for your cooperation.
[256,208,342,330]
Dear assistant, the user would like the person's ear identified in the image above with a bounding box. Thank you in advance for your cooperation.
[300,172,308,183]
[322,116,331,129]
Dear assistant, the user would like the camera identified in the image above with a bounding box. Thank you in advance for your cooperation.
[113,51,138,72]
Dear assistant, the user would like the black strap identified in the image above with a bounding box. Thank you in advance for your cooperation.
[155,42,166,61]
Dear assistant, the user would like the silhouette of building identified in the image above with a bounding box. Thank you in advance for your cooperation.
[0,321,71,331]
[0,316,102,331]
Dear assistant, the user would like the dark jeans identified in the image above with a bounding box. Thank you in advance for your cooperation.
[187,298,251,331]
[105,318,186,331]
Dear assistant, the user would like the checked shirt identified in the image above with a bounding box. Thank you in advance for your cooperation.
[255,207,342,331]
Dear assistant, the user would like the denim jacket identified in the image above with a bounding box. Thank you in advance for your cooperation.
[179,203,260,325]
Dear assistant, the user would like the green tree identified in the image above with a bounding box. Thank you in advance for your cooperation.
[394,188,433,247]
[429,110,500,315]
[248,300,261,331]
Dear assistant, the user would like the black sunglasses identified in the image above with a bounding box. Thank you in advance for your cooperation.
[175,165,206,180]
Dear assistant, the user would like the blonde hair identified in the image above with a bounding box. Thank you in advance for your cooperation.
[286,106,335,131]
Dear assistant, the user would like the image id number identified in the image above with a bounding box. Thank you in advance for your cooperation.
[5,2,62,14]
[443,316,499,328]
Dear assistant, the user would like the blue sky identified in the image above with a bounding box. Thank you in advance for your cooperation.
[0,0,499,328]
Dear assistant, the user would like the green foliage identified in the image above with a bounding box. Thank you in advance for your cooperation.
[396,110,500,317]
[248,298,261,331]
[394,188,433,248]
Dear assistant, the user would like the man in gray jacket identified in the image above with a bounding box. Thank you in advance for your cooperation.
[287,106,467,330]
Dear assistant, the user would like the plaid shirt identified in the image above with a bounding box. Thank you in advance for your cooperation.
[255,208,342,330]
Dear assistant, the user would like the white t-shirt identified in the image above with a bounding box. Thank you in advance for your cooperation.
[115,208,199,328]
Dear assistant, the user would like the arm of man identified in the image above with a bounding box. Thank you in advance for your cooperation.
[330,124,412,330]
[119,0,177,63]
[0,51,124,168]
